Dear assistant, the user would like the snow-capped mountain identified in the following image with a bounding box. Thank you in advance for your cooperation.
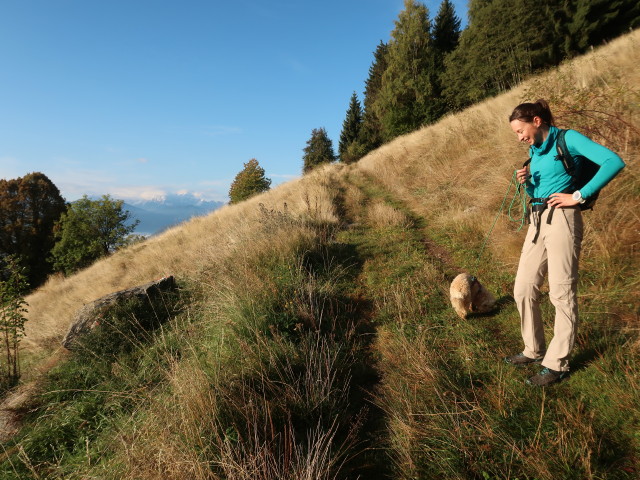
[124,193,224,236]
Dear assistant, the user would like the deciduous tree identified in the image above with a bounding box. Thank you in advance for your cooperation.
[0,172,66,288]
[0,255,28,390]
[51,195,139,275]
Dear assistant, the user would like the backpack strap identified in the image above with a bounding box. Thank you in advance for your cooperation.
[555,128,600,211]
[555,129,577,179]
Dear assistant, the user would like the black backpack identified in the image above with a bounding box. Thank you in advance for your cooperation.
[555,129,600,211]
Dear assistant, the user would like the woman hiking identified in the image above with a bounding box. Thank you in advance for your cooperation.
[504,99,625,386]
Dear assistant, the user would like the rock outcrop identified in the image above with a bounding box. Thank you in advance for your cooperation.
[61,276,176,350]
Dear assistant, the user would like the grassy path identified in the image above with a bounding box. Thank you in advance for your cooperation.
[344,169,639,479]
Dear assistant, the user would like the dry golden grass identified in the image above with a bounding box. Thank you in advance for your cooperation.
[355,29,640,278]
[366,200,410,229]
[9,162,353,476]
[114,354,221,480]
[21,164,344,358]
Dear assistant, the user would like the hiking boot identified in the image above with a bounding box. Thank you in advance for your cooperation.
[526,367,568,386]
[504,353,544,366]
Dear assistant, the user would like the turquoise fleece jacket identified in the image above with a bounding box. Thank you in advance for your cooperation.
[526,126,625,200]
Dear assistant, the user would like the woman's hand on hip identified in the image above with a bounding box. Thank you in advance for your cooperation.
[548,193,579,208]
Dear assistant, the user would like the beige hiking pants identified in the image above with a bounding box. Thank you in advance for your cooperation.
[513,206,583,372]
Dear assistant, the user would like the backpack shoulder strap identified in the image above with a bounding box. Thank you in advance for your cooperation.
[523,145,535,168]
[555,128,577,177]
[555,128,568,156]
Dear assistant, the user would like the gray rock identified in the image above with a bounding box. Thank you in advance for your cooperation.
[62,276,176,350]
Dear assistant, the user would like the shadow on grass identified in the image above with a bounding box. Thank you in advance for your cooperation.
[464,295,514,321]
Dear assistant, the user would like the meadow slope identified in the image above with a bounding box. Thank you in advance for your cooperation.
[2,29,638,479]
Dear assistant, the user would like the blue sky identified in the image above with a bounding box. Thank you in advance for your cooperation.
[1,0,467,203]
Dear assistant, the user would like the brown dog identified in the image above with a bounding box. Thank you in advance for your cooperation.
[449,273,496,319]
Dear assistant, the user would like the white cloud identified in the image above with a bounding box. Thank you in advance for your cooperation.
[53,169,118,200]
[269,173,299,180]
[110,187,168,201]
[1,155,232,203]
[113,185,229,204]
[190,188,229,203]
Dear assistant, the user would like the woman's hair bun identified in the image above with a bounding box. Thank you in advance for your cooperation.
[509,99,555,126]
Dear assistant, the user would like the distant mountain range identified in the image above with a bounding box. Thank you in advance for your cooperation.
[123,194,225,236]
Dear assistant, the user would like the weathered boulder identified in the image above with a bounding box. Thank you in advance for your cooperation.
[61,276,176,350]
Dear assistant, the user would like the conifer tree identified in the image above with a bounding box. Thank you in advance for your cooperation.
[361,41,389,154]
[302,128,336,174]
[228,158,272,204]
[338,92,365,164]
[432,0,461,56]
[562,0,640,57]
[432,0,461,117]
[441,0,556,110]
[374,0,437,140]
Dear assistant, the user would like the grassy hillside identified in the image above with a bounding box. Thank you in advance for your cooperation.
[2,30,638,479]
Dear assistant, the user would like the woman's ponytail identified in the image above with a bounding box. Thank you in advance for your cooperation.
[509,99,555,126]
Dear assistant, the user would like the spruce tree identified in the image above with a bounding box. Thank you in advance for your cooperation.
[302,128,336,174]
[361,41,389,154]
[432,0,461,117]
[432,0,461,56]
[228,158,272,204]
[441,0,556,110]
[338,92,365,164]
[563,0,640,57]
[374,0,437,140]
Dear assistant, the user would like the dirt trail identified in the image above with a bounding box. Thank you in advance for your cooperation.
[0,348,68,444]
[348,170,463,277]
